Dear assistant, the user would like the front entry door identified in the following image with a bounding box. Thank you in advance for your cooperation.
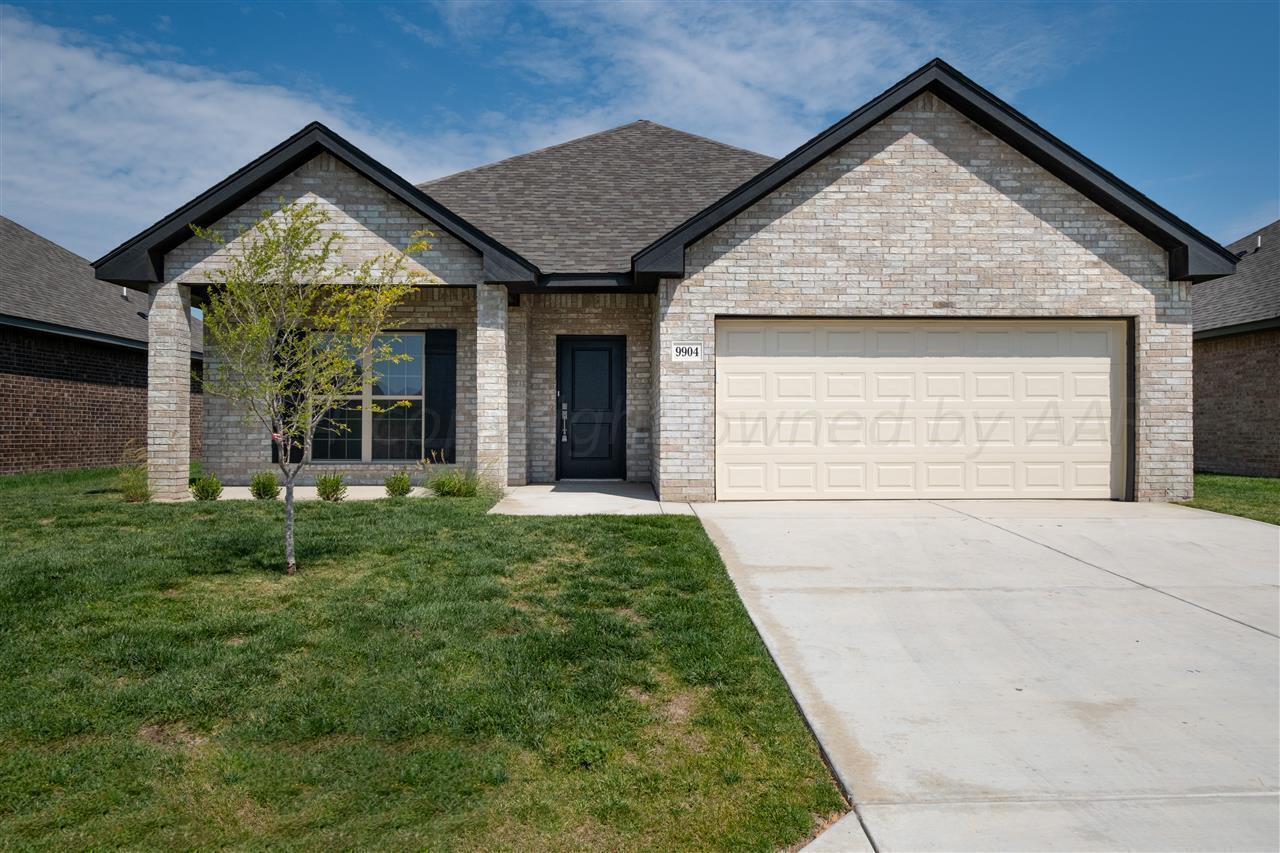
[556,336,626,479]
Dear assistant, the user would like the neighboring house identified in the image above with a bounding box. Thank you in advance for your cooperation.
[1192,219,1280,477]
[92,59,1236,502]
[0,216,203,474]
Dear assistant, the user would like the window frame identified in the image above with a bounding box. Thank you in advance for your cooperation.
[312,330,431,465]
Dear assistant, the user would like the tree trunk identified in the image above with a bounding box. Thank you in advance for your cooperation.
[283,477,297,574]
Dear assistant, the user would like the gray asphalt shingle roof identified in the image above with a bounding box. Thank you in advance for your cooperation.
[0,215,202,353]
[419,120,776,274]
[1194,219,1280,333]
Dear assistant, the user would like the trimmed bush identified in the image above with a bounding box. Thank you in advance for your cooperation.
[190,474,223,501]
[384,470,412,498]
[316,473,347,502]
[427,469,483,498]
[249,471,281,500]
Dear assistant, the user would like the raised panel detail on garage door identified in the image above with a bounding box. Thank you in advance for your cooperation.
[715,320,1126,500]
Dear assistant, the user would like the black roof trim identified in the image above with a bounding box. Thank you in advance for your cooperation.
[93,122,538,290]
[0,313,204,358]
[504,273,655,295]
[1193,316,1280,341]
[634,58,1237,285]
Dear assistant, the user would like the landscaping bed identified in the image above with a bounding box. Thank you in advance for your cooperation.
[0,469,842,849]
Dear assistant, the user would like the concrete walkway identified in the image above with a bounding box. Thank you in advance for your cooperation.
[489,482,694,516]
[694,500,1280,852]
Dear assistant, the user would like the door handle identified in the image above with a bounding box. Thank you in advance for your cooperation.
[560,403,568,442]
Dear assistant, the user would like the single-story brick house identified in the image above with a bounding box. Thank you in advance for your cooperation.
[92,59,1236,502]
[1192,219,1279,477]
[0,216,202,474]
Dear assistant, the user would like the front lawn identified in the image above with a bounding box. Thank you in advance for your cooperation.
[1181,473,1280,526]
[0,469,843,849]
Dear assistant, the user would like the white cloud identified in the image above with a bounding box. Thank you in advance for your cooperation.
[0,1,1105,260]
[0,5,520,259]
[516,0,1107,156]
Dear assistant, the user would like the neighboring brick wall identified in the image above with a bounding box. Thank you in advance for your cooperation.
[202,287,478,485]
[656,92,1192,502]
[1193,328,1280,477]
[524,293,654,483]
[0,327,202,474]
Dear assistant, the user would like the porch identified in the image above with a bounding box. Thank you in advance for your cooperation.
[145,285,656,498]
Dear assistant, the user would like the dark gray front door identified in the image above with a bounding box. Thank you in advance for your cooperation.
[556,336,626,479]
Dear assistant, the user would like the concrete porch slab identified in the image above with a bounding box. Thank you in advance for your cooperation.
[489,482,692,516]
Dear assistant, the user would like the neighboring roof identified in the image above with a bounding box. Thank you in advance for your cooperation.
[1194,219,1280,337]
[634,58,1238,285]
[420,121,775,275]
[93,122,538,289]
[1,215,202,354]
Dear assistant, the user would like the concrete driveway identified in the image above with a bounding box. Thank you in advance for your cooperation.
[694,501,1280,852]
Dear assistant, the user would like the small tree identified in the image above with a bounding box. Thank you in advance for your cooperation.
[194,201,429,573]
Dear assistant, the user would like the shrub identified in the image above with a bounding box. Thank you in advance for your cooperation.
[190,474,223,501]
[384,470,412,498]
[427,468,483,498]
[315,473,347,502]
[249,471,281,500]
[117,441,150,503]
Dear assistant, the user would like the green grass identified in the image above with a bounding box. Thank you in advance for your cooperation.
[1181,473,1280,526]
[0,469,843,850]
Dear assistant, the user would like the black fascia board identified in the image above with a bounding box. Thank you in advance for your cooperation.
[633,58,1237,284]
[502,272,655,294]
[93,122,539,290]
[1193,316,1280,340]
[0,313,205,358]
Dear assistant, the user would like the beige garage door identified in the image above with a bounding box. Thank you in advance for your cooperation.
[715,319,1127,500]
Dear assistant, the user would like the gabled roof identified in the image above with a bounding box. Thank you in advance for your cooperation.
[634,58,1238,285]
[1,215,202,354]
[93,122,538,290]
[421,121,774,275]
[1194,219,1280,338]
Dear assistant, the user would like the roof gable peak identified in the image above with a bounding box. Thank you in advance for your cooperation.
[94,121,537,289]
[634,58,1236,284]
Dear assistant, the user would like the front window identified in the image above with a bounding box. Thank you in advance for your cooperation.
[311,332,452,463]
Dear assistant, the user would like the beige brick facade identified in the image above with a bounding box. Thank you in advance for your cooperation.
[654,93,1192,502]
[201,287,478,484]
[154,102,1198,501]
[475,284,508,486]
[165,152,486,488]
[168,153,482,287]
[523,293,654,483]
[147,280,193,500]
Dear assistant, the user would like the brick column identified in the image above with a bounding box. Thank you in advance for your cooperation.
[147,280,192,500]
[506,297,529,486]
[475,284,508,486]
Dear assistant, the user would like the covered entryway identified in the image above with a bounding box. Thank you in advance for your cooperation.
[715,319,1127,500]
[556,335,627,479]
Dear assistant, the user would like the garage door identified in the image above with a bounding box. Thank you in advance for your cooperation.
[715,319,1126,500]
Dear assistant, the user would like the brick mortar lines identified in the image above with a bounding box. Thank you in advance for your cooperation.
[655,92,1192,502]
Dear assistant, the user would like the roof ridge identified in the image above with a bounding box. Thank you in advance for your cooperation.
[628,119,774,162]
[417,119,771,188]
[417,120,651,187]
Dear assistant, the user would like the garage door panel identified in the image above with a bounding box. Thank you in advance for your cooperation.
[716,319,1125,500]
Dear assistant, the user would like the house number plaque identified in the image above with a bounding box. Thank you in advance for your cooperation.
[671,343,703,361]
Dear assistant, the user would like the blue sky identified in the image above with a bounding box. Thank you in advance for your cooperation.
[1,0,1276,260]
